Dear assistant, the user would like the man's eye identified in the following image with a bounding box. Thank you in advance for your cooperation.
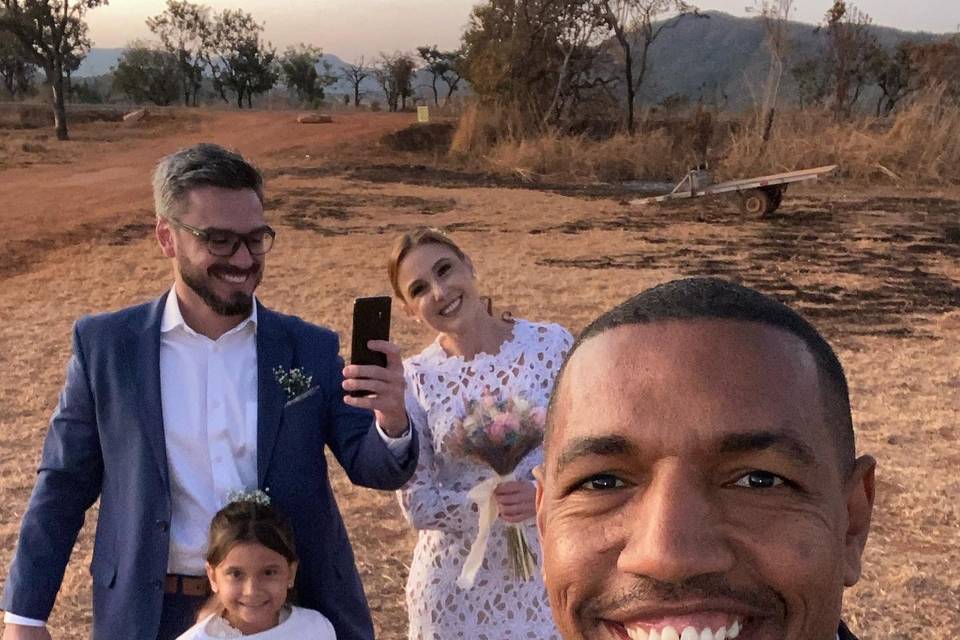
[733,471,785,489]
[437,263,451,277]
[577,474,625,491]
[207,232,236,247]
[410,284,425,297]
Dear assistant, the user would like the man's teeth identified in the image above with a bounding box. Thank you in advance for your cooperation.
[624,620,741,640]
[219,273,248,283]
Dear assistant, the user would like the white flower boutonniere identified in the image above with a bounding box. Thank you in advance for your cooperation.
[274,366,313,401]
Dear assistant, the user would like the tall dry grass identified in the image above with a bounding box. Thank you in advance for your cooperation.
[483,131,687,182]
[723,88,960,184]
[451,90,960,186]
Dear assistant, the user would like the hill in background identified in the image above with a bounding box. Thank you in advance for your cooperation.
[75,11,939,108]
[629,11,938,109]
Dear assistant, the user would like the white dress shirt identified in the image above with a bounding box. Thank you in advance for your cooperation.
[4,291,411,627]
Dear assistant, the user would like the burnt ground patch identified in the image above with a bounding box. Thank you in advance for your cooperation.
[537,196,960,341]
[269,186,458,233]
[347,163,662,199]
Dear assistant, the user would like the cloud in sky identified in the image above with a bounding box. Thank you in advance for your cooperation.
[85,0,959,60]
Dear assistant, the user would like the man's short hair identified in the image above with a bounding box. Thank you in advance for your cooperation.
[548,277,856,475]
[153,143,264,220]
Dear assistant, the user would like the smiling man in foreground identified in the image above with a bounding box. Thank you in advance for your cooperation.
[535,277,876,640]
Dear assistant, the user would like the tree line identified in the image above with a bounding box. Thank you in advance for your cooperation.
[2,0,957,141]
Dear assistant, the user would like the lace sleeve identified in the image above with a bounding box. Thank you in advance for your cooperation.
[396,383,476,533]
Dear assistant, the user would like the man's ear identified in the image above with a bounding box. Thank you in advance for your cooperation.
[156,217,176,258]
[533,465,546,546]
[205,562,219,594]
[843,454,876,586]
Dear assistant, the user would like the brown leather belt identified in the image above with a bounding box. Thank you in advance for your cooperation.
[164,574,211,597]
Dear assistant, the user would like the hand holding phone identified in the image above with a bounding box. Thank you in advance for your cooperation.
[343,296,409,437]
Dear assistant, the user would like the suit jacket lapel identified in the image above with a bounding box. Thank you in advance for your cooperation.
[256,303,293,487]
[127,293,170,493]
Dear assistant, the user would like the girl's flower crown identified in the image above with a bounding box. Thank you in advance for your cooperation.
[225,488,271,506]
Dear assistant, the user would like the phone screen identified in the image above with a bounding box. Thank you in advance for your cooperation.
[349,296,392,396]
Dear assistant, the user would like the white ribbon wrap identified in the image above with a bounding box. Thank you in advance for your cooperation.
[456,471,516,590]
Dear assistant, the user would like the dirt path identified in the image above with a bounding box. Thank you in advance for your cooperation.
[0,110,411,276]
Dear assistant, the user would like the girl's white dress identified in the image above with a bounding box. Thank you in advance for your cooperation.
[399,319,573,640]
[176,605,336,639]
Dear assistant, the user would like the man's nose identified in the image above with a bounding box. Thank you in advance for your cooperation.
[229,239,256,268]
[617,460,735,583]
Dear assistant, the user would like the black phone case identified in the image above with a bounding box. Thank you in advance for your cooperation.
[350,297,392,396]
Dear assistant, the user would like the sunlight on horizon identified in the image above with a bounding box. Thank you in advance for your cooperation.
[85,0,959,60]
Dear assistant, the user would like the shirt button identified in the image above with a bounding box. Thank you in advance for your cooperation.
[153,579,163,591]
[213,455,222,463]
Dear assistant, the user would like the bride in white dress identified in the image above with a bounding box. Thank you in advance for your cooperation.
[387,228,572,640]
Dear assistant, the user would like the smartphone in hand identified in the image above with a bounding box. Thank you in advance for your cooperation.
[349,296,392,397]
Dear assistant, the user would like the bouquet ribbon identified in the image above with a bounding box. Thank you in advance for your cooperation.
[456,471,516,589]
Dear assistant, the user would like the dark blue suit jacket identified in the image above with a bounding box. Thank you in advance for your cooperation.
[1,294,417,639]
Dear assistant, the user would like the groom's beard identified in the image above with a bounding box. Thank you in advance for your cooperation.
[179,257,262,317]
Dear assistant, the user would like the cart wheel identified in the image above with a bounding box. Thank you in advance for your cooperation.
[739,189,771,216]
[765,186,784,214]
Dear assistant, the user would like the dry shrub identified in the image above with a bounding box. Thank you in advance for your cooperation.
[449,102,504,156]
[485,130,685,182]
[381,122,455,152]
[722,89,960,185]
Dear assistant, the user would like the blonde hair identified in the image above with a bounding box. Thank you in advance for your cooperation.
[387,228,469,301]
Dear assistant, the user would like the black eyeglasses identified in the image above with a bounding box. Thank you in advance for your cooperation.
[168,218,276,257]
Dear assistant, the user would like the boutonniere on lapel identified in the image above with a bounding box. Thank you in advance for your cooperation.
[273,366,314,402]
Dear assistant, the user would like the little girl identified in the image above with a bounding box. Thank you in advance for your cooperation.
[177,491,337,639]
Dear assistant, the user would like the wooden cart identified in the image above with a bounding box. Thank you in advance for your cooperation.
[630,165,838,215]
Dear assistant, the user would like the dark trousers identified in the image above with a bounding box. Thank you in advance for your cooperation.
[156,592,206,640]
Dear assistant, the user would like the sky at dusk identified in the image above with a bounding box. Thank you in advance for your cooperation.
[85,0,960,61]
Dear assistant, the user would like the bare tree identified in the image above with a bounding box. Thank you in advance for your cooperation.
[374,51,415,111]
[600,0,702,135]
[147,0,212,106]
[0,0,107,140]
[750,0,793,142]
[341,56,368,107]
[822,0,877,120]
[542,0,606,128]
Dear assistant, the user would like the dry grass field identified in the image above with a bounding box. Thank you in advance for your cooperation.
[0,108,957,639]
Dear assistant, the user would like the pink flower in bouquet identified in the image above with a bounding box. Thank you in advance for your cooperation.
[489,412,519,443]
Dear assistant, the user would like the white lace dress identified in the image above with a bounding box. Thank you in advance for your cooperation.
[399,320,573,640]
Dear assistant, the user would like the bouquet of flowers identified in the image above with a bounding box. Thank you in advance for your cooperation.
[448,390,547,587]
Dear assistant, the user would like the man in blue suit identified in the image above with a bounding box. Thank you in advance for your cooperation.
[1,143,417,640]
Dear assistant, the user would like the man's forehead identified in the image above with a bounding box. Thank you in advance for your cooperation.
[547,320,825,462]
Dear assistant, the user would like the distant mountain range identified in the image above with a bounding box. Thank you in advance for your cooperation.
[76,11,940,107]
[619,11,939,108]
